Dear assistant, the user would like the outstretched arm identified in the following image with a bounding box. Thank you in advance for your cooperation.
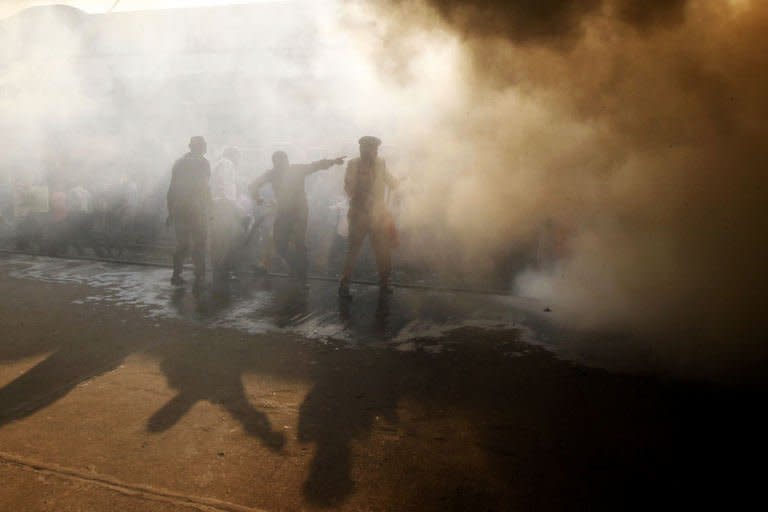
[304,156,346,176]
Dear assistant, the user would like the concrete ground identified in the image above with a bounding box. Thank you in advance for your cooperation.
[0,254,765,511]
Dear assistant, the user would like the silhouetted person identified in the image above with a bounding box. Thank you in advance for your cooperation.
[250,151,345,285]
[338,136,398,298]
[167,136,212,290]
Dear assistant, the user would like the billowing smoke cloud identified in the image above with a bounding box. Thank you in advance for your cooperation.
[348,0,768,372]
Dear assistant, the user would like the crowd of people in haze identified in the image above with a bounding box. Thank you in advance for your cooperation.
[0,135,570,294]
[1,167,164,258]
[0,134,406,297]
[166,135,397,298]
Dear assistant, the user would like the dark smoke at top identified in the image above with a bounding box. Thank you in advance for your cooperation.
[401,0,688,45]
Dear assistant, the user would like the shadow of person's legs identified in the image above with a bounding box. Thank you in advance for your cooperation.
[297,349,401,506]
[301,434,354,507]
[147,337,287,452]
[0,341,138,427]
[221,388,286,451]
[147,392,198,433]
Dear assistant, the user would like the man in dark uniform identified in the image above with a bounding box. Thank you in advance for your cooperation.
[250,151,345,285]
[167,136,212,289]
[338,136,398,299]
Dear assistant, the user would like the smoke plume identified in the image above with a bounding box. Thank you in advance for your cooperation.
[350,0,768,372]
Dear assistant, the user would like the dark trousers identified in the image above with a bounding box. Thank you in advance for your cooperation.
[273,211,308,281]
[173,213,207,280]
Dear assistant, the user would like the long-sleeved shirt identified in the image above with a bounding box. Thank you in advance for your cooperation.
[251,159,336,217]
[167,152,211,217]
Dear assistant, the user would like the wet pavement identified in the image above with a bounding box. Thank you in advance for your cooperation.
[3,254,544,352]
[0,252,664,375]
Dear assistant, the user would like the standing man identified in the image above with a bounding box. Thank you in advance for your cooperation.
[338,136,398,299]
[167,136,212,290]
[250,151,345,285]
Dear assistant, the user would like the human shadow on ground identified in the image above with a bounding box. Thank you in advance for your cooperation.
[0,272,148,426]
[296,323,768,509]
[147,283,288,450]
[1,273,766,510]
[0,323,144,426]
[145,334,286,451]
